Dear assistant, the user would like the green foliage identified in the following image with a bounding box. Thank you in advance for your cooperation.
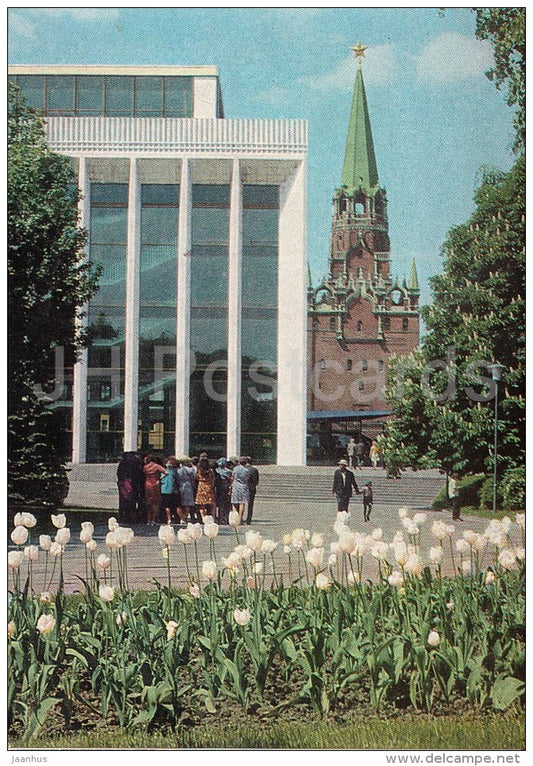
[8,83,100,506]
[383,157,525,478]
[475,8,525,153]
[499,467,525,511]
[8,563,525,740]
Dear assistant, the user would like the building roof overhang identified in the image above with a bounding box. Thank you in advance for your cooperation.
[307,410,392,422]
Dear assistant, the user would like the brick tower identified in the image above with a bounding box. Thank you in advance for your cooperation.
[307,43,420,461]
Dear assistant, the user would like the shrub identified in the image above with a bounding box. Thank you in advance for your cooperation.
[500,467,526,510]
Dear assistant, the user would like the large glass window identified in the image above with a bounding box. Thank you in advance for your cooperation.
[77,75,104,115]
[13,75,45,110]
[189,185,229,457]
[241,185,279,462]
[164,76,193,117]
[138,184,179,456]
[86,183,128,462]
[105,76,133,116]
[46,75,75,114]
[11,74,195,117]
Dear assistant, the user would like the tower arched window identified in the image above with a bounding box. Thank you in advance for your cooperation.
[347,359,352,371]
[383,318,390,331]
[355,202,365,215]
[329,317,336,331]
[378,360,384,371]
[357,320,363,332]
[362,359,368,371]
[358,381,364,391]
[319,359,326,370]
[402,317,409,331]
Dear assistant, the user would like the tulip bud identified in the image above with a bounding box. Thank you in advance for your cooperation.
[36,614,56,635]
[51,513,67,529]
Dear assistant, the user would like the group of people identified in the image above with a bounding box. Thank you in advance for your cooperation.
[346,437,382,469]
[116,452,259,527]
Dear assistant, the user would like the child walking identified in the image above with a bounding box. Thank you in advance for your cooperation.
[363,480,373,522]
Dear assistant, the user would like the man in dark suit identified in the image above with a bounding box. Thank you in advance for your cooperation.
[245,456,260,525]
[332,459,361,512]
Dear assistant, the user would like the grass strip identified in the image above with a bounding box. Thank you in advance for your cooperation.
[9,712,525,751]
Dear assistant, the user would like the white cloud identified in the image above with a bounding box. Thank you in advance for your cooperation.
[300,43,398,92]
[416,33,494,84]
[9,12,36,39]
[31,8,120,22]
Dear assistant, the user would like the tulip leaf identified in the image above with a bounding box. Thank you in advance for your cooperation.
[490,676,525,710]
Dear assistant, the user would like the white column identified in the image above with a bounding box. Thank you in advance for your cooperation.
[123,157,141,451]
[175,158,192,456]
[277,160,308,466]
[226,158,242,458]
[71,157,90,463]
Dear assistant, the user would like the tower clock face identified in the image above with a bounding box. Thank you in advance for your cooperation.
[390,289,403,305]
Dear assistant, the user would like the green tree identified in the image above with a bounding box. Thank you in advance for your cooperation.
[381,6,525,481]
[475,7,525,152]
[383,156,525,477]
[8,83,100,506]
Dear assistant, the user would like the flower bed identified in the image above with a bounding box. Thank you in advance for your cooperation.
[8,510,525,740]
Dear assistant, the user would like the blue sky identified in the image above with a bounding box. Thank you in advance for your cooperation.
[8,6,516,310]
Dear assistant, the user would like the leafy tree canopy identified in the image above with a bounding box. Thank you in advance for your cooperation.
[8,83,101,505]
[475,7,525,153]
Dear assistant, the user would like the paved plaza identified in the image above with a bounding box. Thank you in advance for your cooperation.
[8,465,516,593]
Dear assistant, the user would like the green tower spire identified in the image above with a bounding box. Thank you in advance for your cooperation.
[408,259,420,292]
[341,44,379,194]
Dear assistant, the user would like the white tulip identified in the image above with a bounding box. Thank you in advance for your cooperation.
[158,524,175,547]
[202,560,217,581]
[347,570,360,585]
[498,549,517,570]
[315,572,331,590]
[96,554,111,570]
[429,546,444,565]
[338,531,356,555]
[394,542,409,567]
[328,553,337,568]
[388,571,404,588]
[24,545,39,561]
[485,570,496,586]
[461,560,472,575]
[99,584,115,602]
[404,554,423,576]
[245,530,263,551]
[105,530,121,550]
[228,510,240,528]
[108,517,119,531]
[39,534,52,551]
[455,539,469,555]
[189,583,201,599]
[283,545,292,555]
[8,550,24,569]
[398,506,409,519]
[427,630,440,648]
[115,527,134,546]
[86,539,98,553]
[49,542,63,558]
[51,513,66,529]
[234,608,251,626]
[177,527,192,544]
[371,527,383,541]
[311,533,324,548]
[40,592,52,603]
[14,512,37,528]
[305,547,324,568]
[253,561,264,575]
[55,527,71,546]
[10,526,28,546]
[203,522,219,540]
[370,541,389,560]
[261,538,278,554]
[8,621,16,639]
[431,520,449,541]
[80,528,93,544]
[165,620,178,640]
[413,512,427,525]
[36,614,56,635]
[188,523,203,541]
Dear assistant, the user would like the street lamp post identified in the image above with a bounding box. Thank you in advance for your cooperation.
[487,363,505,513]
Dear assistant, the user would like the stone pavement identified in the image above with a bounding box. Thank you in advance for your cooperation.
[8,465,515,594]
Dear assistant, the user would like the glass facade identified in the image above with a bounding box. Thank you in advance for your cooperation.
[241,185,278,462]
[11,74,195,117]
[189,184,229,457]
[138,184,179,456]
[86,184,128,462]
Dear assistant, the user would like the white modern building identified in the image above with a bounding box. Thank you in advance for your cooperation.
[10,66,308,465]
